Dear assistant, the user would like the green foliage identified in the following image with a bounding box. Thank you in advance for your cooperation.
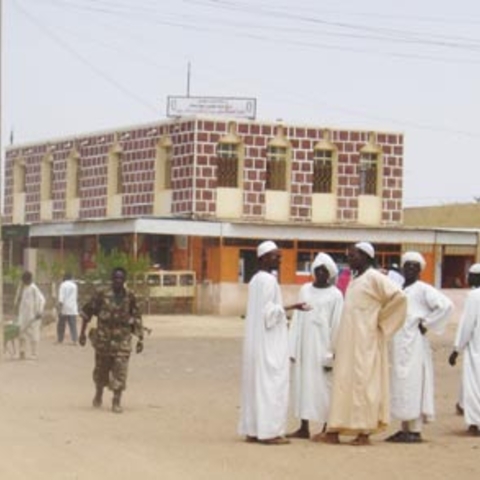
[2,264,23,284]
[37,254,79,283]
[83,249,151,284]
[37,255,65,282]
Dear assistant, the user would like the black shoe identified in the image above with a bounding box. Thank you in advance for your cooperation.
[385,431,406,442]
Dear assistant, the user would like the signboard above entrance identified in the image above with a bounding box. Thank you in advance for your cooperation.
[166,96,257,120]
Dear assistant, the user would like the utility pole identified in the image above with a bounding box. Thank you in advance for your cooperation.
[0,0,5,360]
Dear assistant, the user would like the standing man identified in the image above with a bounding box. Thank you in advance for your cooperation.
[15,271,46,360]
[288,252,343,440]
[388,252,453,443]
[56,272,79,345]
[323,242,407,446]
[79,267,144,413]
[238,240,308,445]
[449,263,480,436]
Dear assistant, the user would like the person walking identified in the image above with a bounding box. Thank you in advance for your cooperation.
[56,272,79,345]
[15,271,46,360]
[79,267,144,413]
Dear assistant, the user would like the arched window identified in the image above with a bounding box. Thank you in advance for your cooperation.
[13,157,26,194]
[313,129,337,194]
[67,148,81,198]
[156,136,173,190]
[266,125,290,191]
[41,152,54,201]
[359,133,381,195]
[217,121,241,188]
[108,140,124,196]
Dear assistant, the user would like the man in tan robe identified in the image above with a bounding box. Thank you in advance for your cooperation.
[322,242,407,446]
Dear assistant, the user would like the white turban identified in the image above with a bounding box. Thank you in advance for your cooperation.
[401,251,426,271]
[355,242,375,259]
[311,252,338,279]
[469,263,480,274]
[257,240,278,258]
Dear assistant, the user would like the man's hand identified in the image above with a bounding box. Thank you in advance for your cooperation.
[136,340,144,354]
[79,333,87,347]
[449,350,458,367]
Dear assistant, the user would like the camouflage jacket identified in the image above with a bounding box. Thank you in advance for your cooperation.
[81,287,143,356]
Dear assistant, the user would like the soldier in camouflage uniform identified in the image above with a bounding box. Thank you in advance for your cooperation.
[79,267,144,413]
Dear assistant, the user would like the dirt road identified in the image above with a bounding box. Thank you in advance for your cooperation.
[1,303,479,480]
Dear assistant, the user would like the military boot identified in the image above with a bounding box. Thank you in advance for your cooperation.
[112,390,123,413]
[92,387,103,408]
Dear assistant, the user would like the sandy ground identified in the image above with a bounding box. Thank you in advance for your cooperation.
[1,291,480,480]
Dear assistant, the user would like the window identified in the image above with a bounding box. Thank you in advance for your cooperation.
[266,145,288,191]
[313,149,333,193]
[41,154,54,200]
[14,158,26,194]
[216,122,242,188]
[156,137,173,190]
[163,145,172,189]
[359,152,378,195]
[110,152,123,195]
[67,151,81,198]
[217,142,239,187]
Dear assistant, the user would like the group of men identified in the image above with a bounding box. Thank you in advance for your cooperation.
[238,240,480,445]
[13,267,144,414]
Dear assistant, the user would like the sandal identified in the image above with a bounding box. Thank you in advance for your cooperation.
[258,436,290,445]
[350,434,371,446]
[286,429,310,439]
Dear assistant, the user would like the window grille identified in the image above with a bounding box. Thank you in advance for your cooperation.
[74,159,81,198]
[313,149,333,193]
[164,146,172,189]
[42,157,54,200]
[216,143,239,187]
[15,162,26,193]
[359,152,378,195]
[266,145,287,191]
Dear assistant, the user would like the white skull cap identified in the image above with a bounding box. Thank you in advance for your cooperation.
[401,251,426,271]
[469,263,480,274]
[257,240,279,258]
[355,242,375,259]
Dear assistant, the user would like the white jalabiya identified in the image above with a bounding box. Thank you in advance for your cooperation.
[454,288,480,427]
[17,283,46,342]
[289,284,343,423]
[390,281,453,423]
[238,270,290,440]
[327,268,407,435]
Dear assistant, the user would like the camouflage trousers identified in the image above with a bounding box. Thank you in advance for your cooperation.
[93,353,130,391]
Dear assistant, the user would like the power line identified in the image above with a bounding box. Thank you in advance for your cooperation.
[32,0,480,55]
[12,0,159,114]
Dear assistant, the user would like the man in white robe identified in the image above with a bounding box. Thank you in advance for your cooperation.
[388,251,453,443]
[15,271,46,360]
[449,263,480,436]
[238,240,307,445]
[288,252,343,440]
[323,242,407,446]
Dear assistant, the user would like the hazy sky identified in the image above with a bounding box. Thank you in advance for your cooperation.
[3,0,480,207]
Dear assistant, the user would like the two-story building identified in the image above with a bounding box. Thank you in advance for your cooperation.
[3,117,478,314]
